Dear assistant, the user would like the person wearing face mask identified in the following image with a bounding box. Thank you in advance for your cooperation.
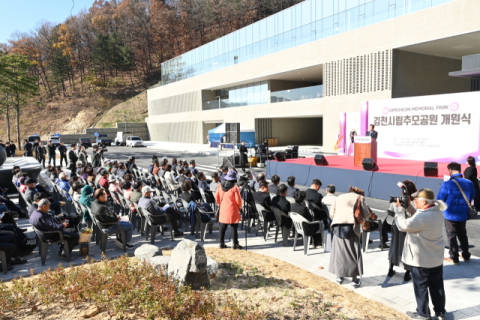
[394,189,446,320]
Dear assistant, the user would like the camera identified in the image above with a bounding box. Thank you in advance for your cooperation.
[389,195,409,209]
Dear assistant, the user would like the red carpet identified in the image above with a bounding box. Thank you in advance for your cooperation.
[278,156,470,179]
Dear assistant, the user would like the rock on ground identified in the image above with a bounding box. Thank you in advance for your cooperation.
[167,239,209,289]
[206,256,218,278]
[149,256,170,275]
[134,244,162,263]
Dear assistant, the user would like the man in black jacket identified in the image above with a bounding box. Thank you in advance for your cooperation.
[138,186,183,237]
[68,144,78,174]
[269,174,280,195]
[23,140,33,157]
[30,198,79,260]
[47,141,56,167]
[10,141,16,156]
[5,142,15,157]
[91,189,135,249]
[305,179,323,209]
[91,145,102,168]
[272,184,291,214]
[239,141,248,172]
[33,140,39,160]
[37,142,46,167]
[253,181,275,223]
[58,142,68,167]
[286,176,299,198]
[177,168,186,184]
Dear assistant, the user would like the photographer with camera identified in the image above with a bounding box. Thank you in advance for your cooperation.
[91,145,103,168]
[394,189,446,320]
[386,180,417,282]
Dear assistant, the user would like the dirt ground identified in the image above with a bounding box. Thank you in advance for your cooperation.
[0,248,407,320]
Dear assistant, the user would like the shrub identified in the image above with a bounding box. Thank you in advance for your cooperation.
[0,256,264,319]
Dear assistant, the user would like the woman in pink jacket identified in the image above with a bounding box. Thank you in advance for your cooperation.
[216,170,242,249]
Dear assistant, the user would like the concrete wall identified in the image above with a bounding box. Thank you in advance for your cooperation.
[392,50,471,98]
[59,123,150,144]
[148,121,203,144]
[271,117,323,146]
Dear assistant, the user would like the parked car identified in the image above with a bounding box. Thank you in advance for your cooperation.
[49,135,61,147]
[126,136,144,147]
[78,138,92,147]
[95,134,112,147]
[27,134,41,145]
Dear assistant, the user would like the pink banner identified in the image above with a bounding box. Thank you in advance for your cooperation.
[334,113,346,154]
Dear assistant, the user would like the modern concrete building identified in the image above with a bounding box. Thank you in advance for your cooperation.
[147,0,480,152]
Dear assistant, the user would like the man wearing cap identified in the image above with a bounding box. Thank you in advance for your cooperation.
[68,144,78,174]
[437,162,474,265]
[30,198,79,261]
[138,186,184,237]
[394,189,446,320]
[58,142,68,168]
[47,140,57,167]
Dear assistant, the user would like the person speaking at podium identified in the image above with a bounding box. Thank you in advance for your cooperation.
[366,124,378,140]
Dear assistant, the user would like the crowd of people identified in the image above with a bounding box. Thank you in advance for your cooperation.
[1,137,478,320]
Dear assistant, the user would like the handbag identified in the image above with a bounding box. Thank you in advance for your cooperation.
[451,179,477,220]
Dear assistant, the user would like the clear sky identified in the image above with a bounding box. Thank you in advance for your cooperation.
[0,0,96,44]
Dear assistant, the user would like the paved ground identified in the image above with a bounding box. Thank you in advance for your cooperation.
[5,145,480,320]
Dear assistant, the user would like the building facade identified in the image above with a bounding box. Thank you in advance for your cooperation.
[147,0,480,152]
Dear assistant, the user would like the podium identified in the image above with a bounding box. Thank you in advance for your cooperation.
[353,136,377,167]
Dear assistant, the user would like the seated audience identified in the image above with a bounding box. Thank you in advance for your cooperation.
[30,198,79,261]
[117,162,126,178]
[254,173,266,191]
[164,164,180,191]
[269,174,281,195]
[322,184,337,209]
[91,189,135,249]
[98,170,110,195]
[138,186,184,237]
[189,160,198,176]
[72,182,84,202]
[130,181,143,205]
[291,190,322,246]
[79,185,94,223]
[210,172,221,194]
[286,176,299,198]
[272,184,291,213]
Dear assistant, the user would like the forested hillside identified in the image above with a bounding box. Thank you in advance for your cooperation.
[0,0,303,146]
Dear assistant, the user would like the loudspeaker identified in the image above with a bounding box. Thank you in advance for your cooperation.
[275,152,286,162]
[314,154,328,166]
[223,155,240,167]
[362,158,379,171]
[424,162,438,177]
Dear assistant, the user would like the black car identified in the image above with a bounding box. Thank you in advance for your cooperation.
[78,138,92,147]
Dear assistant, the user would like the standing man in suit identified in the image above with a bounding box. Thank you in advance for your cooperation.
[58,142,68,167]
[269,174,280,195]
[366,124,378,140]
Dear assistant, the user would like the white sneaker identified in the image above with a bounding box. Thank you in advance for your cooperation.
[351,279,362,288]
[336,277,344,284]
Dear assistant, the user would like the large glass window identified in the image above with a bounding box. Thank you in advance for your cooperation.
[163,0,456,85]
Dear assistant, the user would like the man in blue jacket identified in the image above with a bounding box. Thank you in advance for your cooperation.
[437,162,474,265]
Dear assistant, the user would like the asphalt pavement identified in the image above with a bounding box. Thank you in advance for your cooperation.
[105,145,480,258]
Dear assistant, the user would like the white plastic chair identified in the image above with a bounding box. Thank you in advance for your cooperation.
[290,212,324,255]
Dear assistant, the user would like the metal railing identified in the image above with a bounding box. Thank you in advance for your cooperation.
[270,85,323,103]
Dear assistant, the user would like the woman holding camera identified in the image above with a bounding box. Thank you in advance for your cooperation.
[386,180,417,282]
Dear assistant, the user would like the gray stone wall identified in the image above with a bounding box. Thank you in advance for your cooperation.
[58,123,149,145]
